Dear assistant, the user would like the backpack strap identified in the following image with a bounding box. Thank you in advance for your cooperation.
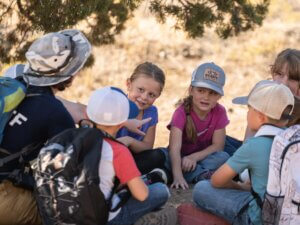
[0,141,43,168]
[248,170,264,208]
[279,139,300,182]
[249,135,275,208]
[77,123,132,211]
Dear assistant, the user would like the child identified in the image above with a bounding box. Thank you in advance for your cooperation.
[270,48,300,125]
[225,48,300,156]
[116,62,167,174]
[165,62,230,190]
[193,81,294,225]
[86,86,170,225]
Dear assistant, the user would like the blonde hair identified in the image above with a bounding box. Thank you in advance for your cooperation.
[176,95,197,143]
[271,48,300,82]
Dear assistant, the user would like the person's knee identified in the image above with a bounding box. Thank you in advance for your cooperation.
[192,180,211,205]
[157,148,171,170]
[148,183,170,205]
[151,149,166,165]
[215,151,230,166]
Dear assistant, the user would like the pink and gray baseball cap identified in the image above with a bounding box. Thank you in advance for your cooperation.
[87,87,139,126]
[23,29,91,86]
[191,62,226,96]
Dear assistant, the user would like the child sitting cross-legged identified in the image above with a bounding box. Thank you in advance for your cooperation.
[193,81,295,225]
[86,86,170,225]
[164,62,230,190]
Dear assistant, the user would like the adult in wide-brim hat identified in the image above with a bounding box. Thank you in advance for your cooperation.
[0,29,91,225]
[23,29,91,86]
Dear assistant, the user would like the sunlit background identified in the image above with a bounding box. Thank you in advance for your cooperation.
[1,0,300,147]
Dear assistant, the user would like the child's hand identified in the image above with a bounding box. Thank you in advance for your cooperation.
[182,156,197,172]
[117,136,134,146]
[171,175,189,190]
[124,118,152,136]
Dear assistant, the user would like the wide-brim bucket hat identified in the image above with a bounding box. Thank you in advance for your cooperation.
[23,29,91,86]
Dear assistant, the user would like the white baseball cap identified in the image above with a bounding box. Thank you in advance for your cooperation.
[232,80,294,120]
[87,87,139,126]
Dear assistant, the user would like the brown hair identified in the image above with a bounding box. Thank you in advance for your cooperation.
[176,95,197,143]
[52,77,74,91]
[271,48,300,82]
[129,62,165,92]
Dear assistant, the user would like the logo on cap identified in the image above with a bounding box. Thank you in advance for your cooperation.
[203,68,220,83]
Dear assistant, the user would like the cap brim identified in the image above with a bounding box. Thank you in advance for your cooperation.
[232,96,248,105]
[191,81,224,96]
[24,29,91,86]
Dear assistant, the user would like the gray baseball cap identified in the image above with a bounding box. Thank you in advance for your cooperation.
[191,62,226,95]
[24,29,91,86]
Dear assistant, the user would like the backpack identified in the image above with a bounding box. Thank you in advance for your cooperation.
[0,76,26,144]
[0,76,44,189]
[261,124,300,225]
[34,127,120,225]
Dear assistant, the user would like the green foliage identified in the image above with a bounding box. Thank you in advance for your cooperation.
[0,0,269,65]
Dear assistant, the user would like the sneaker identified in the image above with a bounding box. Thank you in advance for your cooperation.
[193,170,214,183]
[142,168,168,185]
[134,206,177,225]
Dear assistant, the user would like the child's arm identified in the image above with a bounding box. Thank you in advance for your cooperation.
[57,96,87,124]
[117,125,156,153]
[211,163,251,191]
[127,177,149,201]
[57,97,151,136]
[169,126,189,190]
[182,128,225,172]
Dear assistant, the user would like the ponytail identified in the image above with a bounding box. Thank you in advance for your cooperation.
[182,96,197,143]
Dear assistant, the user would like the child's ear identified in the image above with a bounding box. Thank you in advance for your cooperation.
[126,78,131,91]
[188,86,193,95]
[257,111,268,124]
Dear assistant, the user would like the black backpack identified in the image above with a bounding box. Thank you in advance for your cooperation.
[34,127,118,225]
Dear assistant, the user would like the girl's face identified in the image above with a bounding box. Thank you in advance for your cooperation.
[247,106,263,131]
[189,86,221,115]
[127,75,162,111]
[272,63,300,98]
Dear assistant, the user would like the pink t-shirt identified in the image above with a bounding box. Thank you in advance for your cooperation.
[168,103,229,156]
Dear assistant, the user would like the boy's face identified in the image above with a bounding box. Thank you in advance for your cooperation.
[272,63,300,98]
[247,106,264,131]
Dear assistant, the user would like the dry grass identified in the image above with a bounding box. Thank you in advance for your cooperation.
[1,0,300,148]
[58,0,300,148]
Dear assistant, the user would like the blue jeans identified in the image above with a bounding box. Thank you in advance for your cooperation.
[193,180,254,225]
[107,183,170,225]
[161,148,229,183]
[224,135,243,156]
